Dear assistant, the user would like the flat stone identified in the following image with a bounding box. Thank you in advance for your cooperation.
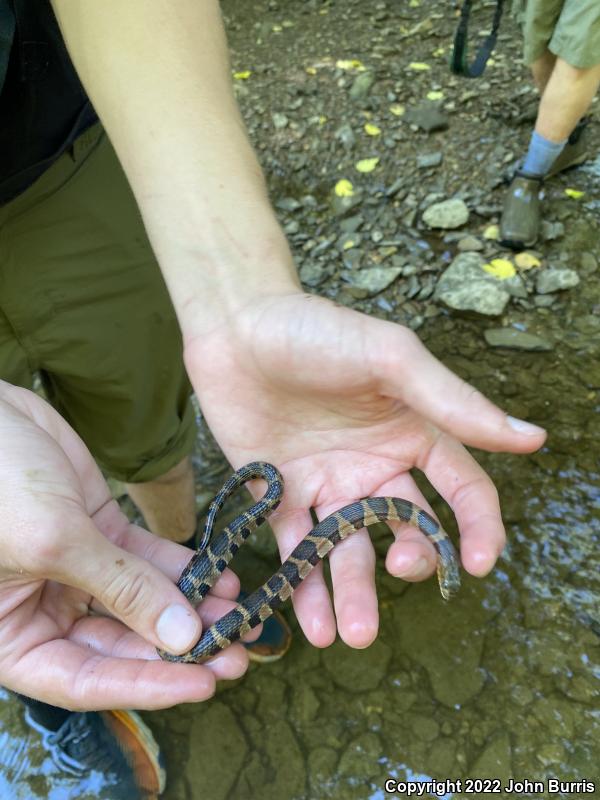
[405,101,449,132]
[484,328,553,351]
[395,579,489,707]
[469,733,512,782]
[338,733,382,779]
[434,252,510,315]
[423,198,469,229]
[349,70,376,101]
[457,236,484,252]
[536,268,580,294]
[187,702,248,800]
[417,151,443,169]
[342,266,402,298]
[323,637,392,691]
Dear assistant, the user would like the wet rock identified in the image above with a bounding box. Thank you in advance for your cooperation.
[484,328,553,351]
[322,638,392,691]
[434,252,510,315]
[457,235,484,252]
[330,189,363,216]
[469,733,512,782]
[417,152,443,169]
[540,220,565,241]
[395,580,489,707]
[187,702,247,800]
[412,716,440,742]
[405,101,449,132]
[423,198,469,229]
[536,742,565,768]
[342,266,403,298]
[308,747,338,795]
[536,268,580,294]
[262,720,306,799]
[580,252,598,274]
[349,70,376,101]
[290,684,320,724]
[337,732,382,779]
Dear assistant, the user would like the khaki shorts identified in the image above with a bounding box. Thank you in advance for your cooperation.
[513,0,600,68]
[0,124,196,482]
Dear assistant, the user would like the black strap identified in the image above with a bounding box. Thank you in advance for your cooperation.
[0,0,15,91]
[451,0,504,78]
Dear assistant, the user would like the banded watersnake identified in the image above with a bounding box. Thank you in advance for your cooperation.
[157,462,461,664]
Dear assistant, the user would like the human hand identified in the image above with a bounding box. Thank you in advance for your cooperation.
[0,381,248,710]
[185,292,546,650]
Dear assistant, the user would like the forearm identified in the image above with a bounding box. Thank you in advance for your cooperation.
[51,0,301,340]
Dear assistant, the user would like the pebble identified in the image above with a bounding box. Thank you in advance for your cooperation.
[484,328,553,351]
[342,266,403,298]
[457,235,484,252]
[536,268,580,294]
[417,151,443,169]
[404,101,449,132]
[423,198,469,229]
[350,70,376,101]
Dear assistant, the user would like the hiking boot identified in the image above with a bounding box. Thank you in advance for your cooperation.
[25,708,166,798]
[547,119,589,177]
[500,171,543,249]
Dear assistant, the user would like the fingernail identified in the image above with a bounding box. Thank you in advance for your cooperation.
[397,557,429,580]
[506,415,546,435]
[156,604,199,651]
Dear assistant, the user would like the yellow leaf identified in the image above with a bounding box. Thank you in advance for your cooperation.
[335,179,355,197]
[336,59,364,71]
[409,0,420,6]
[433,47,446,57]
[389,104,405,116]
[427,90,444,101]
[356,157,380,173]
[318,115,327,125]
[409,62,431,71]
[482,259,516,279]
[565,188,585,199]
[342,239,357,250]
[483,224,500,240]
[515,252,541,270]
[272,24,282,32]
[233,70,252,80]
[364,123,381,136]
[305,66,317,76]
[487,58,496,66]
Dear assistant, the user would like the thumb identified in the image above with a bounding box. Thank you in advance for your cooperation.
[379,326,547,452]
[58,523,202,656]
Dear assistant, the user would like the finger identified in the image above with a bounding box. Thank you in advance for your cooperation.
[270,507,337,648]
[374,323,547,452]
[421,434,505,577]
[98,518,241,601]
[50,515,206,658]
[326,525,378,649]
[9,640,243,711]
[371,472,441,582]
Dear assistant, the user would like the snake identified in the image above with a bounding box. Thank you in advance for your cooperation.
[157,462,461,664]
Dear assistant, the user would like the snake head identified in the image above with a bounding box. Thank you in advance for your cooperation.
[437,559,461,601]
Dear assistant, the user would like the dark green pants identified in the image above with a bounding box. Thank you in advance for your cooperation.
[0,124,196,482]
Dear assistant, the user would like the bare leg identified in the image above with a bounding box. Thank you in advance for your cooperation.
[530,49,556,94]
[535,57,600,142]
[126,455,196,542]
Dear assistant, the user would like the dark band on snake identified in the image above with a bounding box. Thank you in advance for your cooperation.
[157,462,461,664]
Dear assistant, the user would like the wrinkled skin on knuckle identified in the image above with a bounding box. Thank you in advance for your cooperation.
[102,566,149,622]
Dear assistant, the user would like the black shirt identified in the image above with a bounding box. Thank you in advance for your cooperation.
[0,0,98,204]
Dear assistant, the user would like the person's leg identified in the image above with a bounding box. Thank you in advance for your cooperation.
[535,57,600,142]
[126,454,197,542]
[531,49,556,93]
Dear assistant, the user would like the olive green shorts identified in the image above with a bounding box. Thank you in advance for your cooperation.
[0,123,196,482]
[513,0,600,68]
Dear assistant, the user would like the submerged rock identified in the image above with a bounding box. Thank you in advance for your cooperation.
[322,638,392,691]
[484,328,553,351]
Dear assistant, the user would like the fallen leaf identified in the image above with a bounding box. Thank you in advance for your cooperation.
[515,252,541,270]
[565,188,585,199]
[305,66,317,75]
[233,70,252,80]
[336,59,365,71]
[427,90,444,100]
[409,62,431,71]
[355,157,380,173]
[335,179,355,197]
[483,224,500,240]
[389,104,405,116]
[364,123,381,136]
[482,258,516,279]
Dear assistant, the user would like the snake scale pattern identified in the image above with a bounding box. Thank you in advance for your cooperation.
[157,462,461,664]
